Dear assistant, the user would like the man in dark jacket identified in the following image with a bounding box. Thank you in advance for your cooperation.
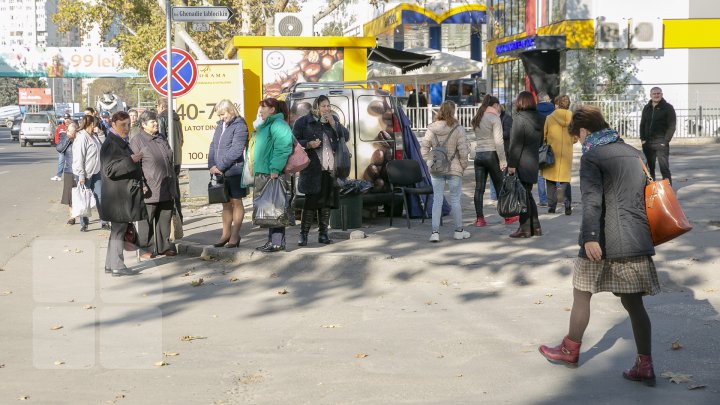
[157,97,185,221]
[639,87,676,184]
[535,92,555,206]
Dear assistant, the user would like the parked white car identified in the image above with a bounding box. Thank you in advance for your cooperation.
[19,112,56,147]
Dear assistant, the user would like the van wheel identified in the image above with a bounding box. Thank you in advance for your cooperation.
[21,140,27,147]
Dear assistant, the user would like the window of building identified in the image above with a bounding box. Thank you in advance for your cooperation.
[491,59,525,107]
[491,0,527,39]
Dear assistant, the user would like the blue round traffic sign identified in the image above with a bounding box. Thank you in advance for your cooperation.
[148,48,198,97]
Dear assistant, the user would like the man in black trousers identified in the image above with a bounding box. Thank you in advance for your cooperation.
[640,87,676,185]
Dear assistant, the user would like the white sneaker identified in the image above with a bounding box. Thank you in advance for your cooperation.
[429,232,440,242]
[453,230,471,240]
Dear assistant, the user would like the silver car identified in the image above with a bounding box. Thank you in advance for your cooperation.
[19,112,56,147]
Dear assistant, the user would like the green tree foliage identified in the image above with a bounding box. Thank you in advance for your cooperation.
[52,0,299,72]
[0,77,48,107]
[567,49,639,99]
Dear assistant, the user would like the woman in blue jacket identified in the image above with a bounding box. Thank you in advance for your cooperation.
[208,99,248,248]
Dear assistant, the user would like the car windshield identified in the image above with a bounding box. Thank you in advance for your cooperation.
[24,114,49,124]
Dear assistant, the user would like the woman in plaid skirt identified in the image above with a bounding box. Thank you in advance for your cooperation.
[538,106,660,387]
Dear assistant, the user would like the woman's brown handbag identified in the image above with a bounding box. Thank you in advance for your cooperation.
[283,137,310,174]
[639,158,692,246]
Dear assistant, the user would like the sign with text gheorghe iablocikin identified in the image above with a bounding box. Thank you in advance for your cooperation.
[173,60,244,168]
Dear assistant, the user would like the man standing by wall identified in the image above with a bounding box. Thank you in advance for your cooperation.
[156,98,184,221]
[640,87,676,185]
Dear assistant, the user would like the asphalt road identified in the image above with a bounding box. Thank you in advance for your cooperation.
[0,132,718,404]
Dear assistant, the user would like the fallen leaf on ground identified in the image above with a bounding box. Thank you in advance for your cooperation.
[83,305,95,310]
[270,273,279,278]
[181,271,193,277]
[321,324,342,328]
[63,248,70,252]
[441,280,449,286]
[200,255,216,261]
[51,325,63,330]
[277,289,289,295]
[17,396,29,400]
[354,353,368,359]
[688,383,706,390]
[563,307,572,311]
[154,361,169,367]
[229,277,239,282]
[191,278,204,287]
[54,360,65,366]
[703,288,716,293]
[545,293,553,297]
[74,249,83,253]
[163,352,180,357]
[671,340,682,350]
[1,291,12,296]
[180,335,207,342]
[661,372,693,384]
[534,300,544,305]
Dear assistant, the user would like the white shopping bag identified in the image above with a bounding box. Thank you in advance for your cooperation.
[71,185,96,218]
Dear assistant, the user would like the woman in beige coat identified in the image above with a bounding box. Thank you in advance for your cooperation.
[421,100,470,242]
[542,95,577,215]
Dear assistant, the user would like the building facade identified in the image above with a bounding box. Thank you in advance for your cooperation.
[486,0,720,111]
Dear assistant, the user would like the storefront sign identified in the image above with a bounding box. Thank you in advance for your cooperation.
[496,37,537,55]
[0,47,138,78]
[18,88,52,105]
[495,35,567,56]
[174,60,244,168]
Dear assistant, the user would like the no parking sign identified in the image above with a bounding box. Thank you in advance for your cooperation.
[148,48,198,97]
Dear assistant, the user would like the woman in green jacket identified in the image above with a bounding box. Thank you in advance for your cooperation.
[253,98,294,252]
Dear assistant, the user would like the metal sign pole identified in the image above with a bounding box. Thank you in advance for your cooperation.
[166,0,174,153]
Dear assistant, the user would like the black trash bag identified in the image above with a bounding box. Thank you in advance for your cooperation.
[252,177,291,228]
[497,173,528,218]
[338,179,373,196]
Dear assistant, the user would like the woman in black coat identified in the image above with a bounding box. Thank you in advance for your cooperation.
[292,95,349,246]
[100,111,147,276]
[507,91,545,238]
[539,106,659,386]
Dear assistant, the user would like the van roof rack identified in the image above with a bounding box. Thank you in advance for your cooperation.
[288,80,382,93]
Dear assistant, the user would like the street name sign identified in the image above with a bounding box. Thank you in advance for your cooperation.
[172,6,233,22]
[148,48,198,97]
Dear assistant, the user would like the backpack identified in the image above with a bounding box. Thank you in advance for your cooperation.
[427,125,459,176]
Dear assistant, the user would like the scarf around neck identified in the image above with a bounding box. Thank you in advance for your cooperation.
[582,128,619,154]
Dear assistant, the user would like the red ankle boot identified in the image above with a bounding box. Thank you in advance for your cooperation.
[623,354,656,387]
[474,216,487,227]
[538,336,581,367]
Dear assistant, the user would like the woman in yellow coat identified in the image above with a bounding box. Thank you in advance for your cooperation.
[542,95,577,215]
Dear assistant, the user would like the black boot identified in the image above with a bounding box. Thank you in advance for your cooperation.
[298,209,314,246]
[318,209,333,244]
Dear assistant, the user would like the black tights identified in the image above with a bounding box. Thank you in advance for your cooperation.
[568,289,651,355]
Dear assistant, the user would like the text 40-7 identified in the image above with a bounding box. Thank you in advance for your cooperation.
[177,103,218,121]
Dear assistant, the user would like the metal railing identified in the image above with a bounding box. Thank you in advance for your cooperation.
[404,104,720,138]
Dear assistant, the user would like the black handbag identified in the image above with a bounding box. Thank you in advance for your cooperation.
[538,144,555,168]
[497,173,528,218]
[208,174,230,204]
[335,140,352,179]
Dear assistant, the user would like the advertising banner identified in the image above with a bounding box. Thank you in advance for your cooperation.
[262,48,344,99]
[18,88,52,105]
[0,47,138,78]
[174,60,244,168]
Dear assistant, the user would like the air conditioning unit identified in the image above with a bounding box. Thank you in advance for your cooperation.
[629,18,663,49]
[595,17,628,49]
[274,13,314,37]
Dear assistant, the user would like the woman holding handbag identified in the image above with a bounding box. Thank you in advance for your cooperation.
[130,111,178,258]
[100,111,147,276]
[538,106,660,386]
[507,91,545,238]
[292,94,350,246]
[253,98,293,252]
[207,99,249,248]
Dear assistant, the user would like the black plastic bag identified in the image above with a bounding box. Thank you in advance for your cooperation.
[336,140,352,179]
[252,176,291,228]
[497,174,528,218]
[338,179,373,196]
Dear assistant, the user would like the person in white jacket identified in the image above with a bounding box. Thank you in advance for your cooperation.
[72,115,108,232]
